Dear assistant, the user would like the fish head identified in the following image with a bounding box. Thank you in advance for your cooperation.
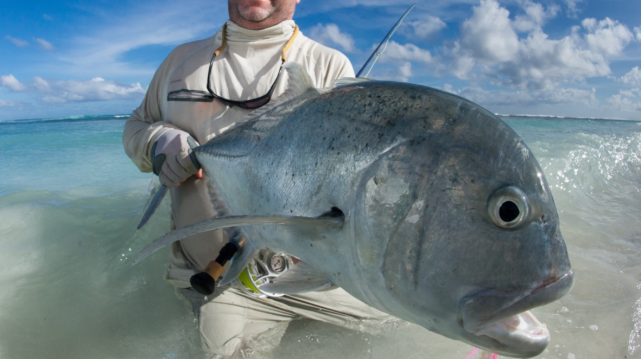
[352,98,573,358]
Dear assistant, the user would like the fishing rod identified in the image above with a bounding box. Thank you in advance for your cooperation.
[356,4,416,78]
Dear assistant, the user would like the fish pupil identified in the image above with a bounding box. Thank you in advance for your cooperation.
[499,201,520,223]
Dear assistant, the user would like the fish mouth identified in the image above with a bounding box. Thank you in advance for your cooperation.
[459,270,574,357]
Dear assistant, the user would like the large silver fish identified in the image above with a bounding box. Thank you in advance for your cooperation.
[134,62,574,358]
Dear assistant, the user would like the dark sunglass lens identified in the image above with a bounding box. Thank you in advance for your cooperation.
[240,96,272,109]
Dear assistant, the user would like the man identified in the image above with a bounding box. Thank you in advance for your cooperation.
[123,0,389,356]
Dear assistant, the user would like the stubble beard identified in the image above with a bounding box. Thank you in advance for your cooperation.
[237,3,277,22]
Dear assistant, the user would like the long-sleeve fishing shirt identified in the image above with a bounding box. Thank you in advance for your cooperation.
[123,20,354,287]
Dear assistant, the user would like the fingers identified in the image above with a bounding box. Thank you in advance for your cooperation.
[176,150,199,175]
[159,155,198,187]
[159,162,181,187]
[153,129,201,187]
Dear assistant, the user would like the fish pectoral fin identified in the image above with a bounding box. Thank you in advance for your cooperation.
[244,61,320,122]
[131,209,344,266]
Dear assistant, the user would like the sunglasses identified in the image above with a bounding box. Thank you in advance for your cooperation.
[168,24,299,110]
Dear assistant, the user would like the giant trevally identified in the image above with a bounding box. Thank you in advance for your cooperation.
[134,62,574,358]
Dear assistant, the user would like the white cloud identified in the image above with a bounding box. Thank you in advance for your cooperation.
[371,61,415,82]
[57,1,227,77]
[1,75,145,103]
[366,41,434,80]
[406,17,447,38]
[608,91,641,112]
[379,41,433,64]
[635,27,641,41]
[583,18,634,56]
[308,23,356,53]
[513,1,559,32]
[396,62,414,82]
[0,99,19,108]
[38,77,145,103]
[493,29,611,89]
[621,67,641,85]
[447,0,636,90]
[618,88,640,98]
[459,0,519,64]
[35,38,54,50]
[565,0,583,18]
[43,14,53,21]
[33,76,50,92]
[1,75,27,92]
[449,42,476,80]
[5,36,28,47]
[459,85,597,107]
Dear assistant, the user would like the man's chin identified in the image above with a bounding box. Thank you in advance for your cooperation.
[238,7,275,23]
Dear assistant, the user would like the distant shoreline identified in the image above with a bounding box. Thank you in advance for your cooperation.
[1,113,638,124]
[496,114,637,122]
[0,114,131,124]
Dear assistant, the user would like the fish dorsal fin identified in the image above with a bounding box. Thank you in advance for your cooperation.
[332,77,375,89]
[132,209,344,266]
[245,61,321,121]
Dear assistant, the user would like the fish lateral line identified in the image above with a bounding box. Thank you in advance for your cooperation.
[132,208,345,266]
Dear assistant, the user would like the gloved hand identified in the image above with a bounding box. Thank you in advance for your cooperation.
[151,128,200,187]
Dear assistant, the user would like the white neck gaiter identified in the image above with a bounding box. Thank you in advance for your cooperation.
[210,20,297,100]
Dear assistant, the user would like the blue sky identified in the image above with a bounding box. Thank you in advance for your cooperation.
[1,0,640,121]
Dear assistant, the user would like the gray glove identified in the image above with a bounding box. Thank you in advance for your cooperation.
[151,129,200,187]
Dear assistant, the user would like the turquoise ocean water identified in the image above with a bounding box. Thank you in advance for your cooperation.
[0,114,640,359]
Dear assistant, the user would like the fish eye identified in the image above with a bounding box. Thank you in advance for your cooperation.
[488,186,530,229]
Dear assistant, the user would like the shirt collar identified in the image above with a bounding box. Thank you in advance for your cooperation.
[225,19,296,43]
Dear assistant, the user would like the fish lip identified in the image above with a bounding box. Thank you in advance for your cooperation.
[459,270,574,354]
